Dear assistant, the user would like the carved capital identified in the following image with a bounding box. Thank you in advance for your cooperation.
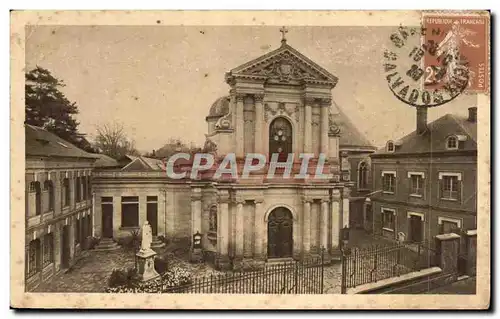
[342,187,351,198]
[254,198,264,205]
[301,196,313,204]
[303,96,316,105]
[235,93,246,102]
[320,198,330,204]
[235,199,246,206]
[331,189,341,200]
[254,93,265,103]
[320,98,332,106]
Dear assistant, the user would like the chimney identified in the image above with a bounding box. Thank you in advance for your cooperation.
[416,106,428,135]
[468,107,477,122]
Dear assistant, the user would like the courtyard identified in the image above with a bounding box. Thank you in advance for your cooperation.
[33,230,391,294]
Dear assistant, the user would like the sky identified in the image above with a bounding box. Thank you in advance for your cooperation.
[25,25,476,153]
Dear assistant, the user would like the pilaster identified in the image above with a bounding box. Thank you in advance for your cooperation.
[215,191,231,270]
[320,98,330,157]
[342,187,351,228]
[303,97,313,154]
[254,93,264,155]
[302,197,312,256]
[330,189,341,253]
[235,94,245,158]
[253,198,265,261]
[190,188,202,246]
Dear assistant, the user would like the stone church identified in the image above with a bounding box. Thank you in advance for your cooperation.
[92,32,372,270]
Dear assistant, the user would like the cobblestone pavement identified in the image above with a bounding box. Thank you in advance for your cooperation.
[34,249,137,292]
[322,262,342,294]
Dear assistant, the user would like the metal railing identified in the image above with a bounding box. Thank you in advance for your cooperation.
[341,241,437,293]
[162,254,325,294]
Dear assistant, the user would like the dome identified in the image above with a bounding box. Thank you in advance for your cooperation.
[207,95,230,119]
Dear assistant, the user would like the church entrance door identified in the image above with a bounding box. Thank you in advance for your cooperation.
[269,117,292,162]
[267,207,293,258]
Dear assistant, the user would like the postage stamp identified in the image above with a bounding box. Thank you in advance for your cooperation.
[10,10,490,310]
[422,13,490,94]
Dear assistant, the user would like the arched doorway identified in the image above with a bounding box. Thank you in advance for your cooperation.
[269,117,292,161]
[267,207,293,258]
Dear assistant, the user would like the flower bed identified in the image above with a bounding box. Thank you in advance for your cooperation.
[105,257,193,293]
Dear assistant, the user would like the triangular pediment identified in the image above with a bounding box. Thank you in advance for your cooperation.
[228,43,338,84]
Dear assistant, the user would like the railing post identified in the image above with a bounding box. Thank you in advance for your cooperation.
[320,247,325,294]
[373,246,378,283]
[294,260,299,294]
[341,248,346,294]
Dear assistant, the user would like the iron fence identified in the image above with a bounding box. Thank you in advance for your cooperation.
[341,241,437,293]
[163,254,324,294]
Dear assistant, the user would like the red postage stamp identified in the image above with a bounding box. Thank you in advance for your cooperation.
[422,13,490,93]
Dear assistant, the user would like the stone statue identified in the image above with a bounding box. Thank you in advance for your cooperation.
[141,221,153,251]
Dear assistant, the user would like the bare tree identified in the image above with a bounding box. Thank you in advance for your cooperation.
[94,123,140,159]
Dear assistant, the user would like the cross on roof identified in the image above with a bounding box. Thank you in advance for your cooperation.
[280,26,288,44]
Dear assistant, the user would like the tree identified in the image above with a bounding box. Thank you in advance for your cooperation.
[94,123,140,159]
[25,66,94,152]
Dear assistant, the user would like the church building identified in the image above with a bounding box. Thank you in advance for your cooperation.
[92,30,372,270]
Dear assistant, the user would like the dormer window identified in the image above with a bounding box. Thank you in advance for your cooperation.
[446,135,458,150]
[387,141,395,152]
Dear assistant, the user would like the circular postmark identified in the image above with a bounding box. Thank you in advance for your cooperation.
[383,25,470,108]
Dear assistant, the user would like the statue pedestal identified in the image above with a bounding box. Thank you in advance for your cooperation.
[189,248,203,263]
[136,248,160,282]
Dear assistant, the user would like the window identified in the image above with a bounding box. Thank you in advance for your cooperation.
[387,141,395,152]
[27,239,41,278]
[358,161,368,189]
[381,209,395,231]
[63,178,70,207]
[209,205,218,233]
[30,181,41,216]
[440,173,461,200]
[382,172,396,193]
[446,135,458,150]
[42,233,54,267]
[439,217,461,234]
[409,174,424,196]
[121,196,139,227]
[44,180,54,211]
[75,177,81,203]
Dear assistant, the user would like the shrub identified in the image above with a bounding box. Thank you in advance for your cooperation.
[108,268,137,288]
[154,257,169,275]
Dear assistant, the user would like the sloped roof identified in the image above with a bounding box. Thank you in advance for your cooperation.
[373,113,477,155]
[25,124,97,160]
[332,101,377,151]
[94,154,120,168]
[121,156,164,171]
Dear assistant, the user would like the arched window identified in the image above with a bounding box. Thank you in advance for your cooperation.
[209,205,217,233]
[269,117,293,161]
[358,161,368,189]
[446,135,458,150]
[387,141,395,152]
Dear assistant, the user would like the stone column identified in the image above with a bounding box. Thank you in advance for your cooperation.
[304,97,313,153]
[190,188,202,245]
[253,199,265,266]
[235,199,245,260]
[302,198,311,256]
[342,187,351,228]
[216,191,231,270]
[254,93,264,155]
[235,94,245,158]
[320,199,329,255]
[91,192,96,237]
[138,195,147,230]
[320,98,330,157]
[435,233,461,276]
[331,190,341,252]
[113,196,121,237]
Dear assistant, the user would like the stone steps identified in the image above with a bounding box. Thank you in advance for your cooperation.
[151,237,165,249]
[94,238,121,251]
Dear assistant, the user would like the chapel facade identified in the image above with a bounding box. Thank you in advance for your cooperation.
[92,34,362,270]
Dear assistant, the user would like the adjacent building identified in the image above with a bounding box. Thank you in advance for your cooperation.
[367,106,477,243]
[25,124,98,291]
